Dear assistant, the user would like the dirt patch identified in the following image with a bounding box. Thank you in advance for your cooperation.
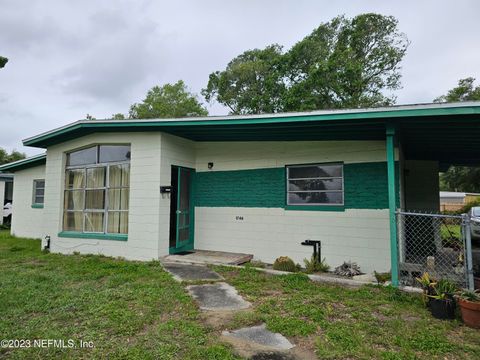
[372,311,389,322]
[400,313,421,322]
[200,309,250,330]
[22,259,46,267]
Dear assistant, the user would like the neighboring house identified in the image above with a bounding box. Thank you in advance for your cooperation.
[1,102,479,281]
[440,191,480,212]
[0,173,13,224]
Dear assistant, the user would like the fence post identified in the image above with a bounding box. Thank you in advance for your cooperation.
[386,124,399,287]
[463,214,475,290]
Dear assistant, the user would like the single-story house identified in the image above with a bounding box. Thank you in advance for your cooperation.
[1,102,480,285]
[440,191,480,212]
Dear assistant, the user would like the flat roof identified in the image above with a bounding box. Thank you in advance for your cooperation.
[23,101,480,148]
[0,101,474,170]
[0,154,46,173]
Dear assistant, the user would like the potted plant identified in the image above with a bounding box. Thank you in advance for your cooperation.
[457,290,480,328]
[416,272,435,306]
[428,278,457,320]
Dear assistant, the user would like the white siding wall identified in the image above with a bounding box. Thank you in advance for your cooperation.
[159,134,196,257]
[195,207,390,273]
[13,135,394,272]
[45,132,162,260]
[195,140,388,171]
[192,140,391,273]
[10,165,46,239]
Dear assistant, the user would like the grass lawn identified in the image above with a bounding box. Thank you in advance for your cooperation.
[214,265,480,359]
[0,231,237,359]
[1,230,479,359]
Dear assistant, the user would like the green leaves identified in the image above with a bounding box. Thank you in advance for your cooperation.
[203,14,409,114]
[0,148,26,165]
[202,45,285,114]
[129,80,208,119]
[435,77,480,103]
[440,166,480,193]
[0,56,8,69]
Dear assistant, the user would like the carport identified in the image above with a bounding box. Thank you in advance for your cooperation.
[389,102,480,287]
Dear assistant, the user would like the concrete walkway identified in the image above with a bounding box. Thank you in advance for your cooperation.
[162,262,300,359]
[162,262,224,282]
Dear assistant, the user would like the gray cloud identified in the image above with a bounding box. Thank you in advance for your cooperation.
[0,0,479,156]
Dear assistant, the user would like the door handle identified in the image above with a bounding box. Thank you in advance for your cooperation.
[176,210,181,214]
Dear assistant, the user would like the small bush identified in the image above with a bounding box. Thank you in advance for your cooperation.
[334,261,362,277]
[303,256,330,274]
[247,260,266,268]
[374,271,391,284]
[273,256,298,272]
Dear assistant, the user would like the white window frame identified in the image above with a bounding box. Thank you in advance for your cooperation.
[63,145,130,234]
[32,179,45,205]
[286,163,344,206]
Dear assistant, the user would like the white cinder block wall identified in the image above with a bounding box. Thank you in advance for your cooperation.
[44,132,162,260]
[158,134,196,258]
[12,133,396,273]
[191,141,392,273]
[10,166,46,239]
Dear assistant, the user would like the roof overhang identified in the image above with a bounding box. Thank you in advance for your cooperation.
[0,154,46,173]
[19,101,480,169]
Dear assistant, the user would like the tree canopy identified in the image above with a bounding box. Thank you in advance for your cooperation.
[437,77,480,193]
[202,45,285,114]
[111,113,126,120]
[440,167,480,193]
[0,56,8,69]
[0,148,26,165]
[203,14,409,114]
[129,80,208,119]
[434,77,480,103]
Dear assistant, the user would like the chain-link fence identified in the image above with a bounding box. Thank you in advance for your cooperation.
[397,211,474,289]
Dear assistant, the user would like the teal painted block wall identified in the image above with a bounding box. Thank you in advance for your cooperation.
[194,162,399,210]
[194,168,285,208]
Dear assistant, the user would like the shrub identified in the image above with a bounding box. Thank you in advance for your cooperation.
[303,256,330,274]
[247,260,266,268]
[374,271,391,284]
[273,256,298,272]
[333,261,362,277]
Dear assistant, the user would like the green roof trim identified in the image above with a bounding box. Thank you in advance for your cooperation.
[21,102,480,148]
[0,154,46,172]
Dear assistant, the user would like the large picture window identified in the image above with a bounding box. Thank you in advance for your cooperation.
[63,145,130,234]
[286,163,344,206]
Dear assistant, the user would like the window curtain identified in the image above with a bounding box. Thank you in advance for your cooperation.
[71,170,84,231]
[107,165,129,233]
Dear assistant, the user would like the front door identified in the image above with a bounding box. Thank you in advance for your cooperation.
[169,166,194,254]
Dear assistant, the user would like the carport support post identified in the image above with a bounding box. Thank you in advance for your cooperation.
[386,124,399,287]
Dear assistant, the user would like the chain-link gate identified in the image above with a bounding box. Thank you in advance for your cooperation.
[396,211,474,289]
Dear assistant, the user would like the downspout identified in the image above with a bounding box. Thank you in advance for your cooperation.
[386,124,399,287]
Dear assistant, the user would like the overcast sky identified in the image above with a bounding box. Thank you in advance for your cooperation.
[1,0,479,156]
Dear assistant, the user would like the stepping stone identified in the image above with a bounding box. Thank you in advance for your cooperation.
[187,282,251,311]
[162,262,223,282]
[250,352,297,360]
[222,324,294,350]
